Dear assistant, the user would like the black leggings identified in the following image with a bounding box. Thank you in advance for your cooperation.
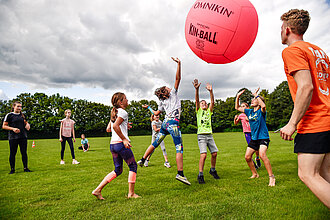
[61,136,75,160]
[9,138,28,170]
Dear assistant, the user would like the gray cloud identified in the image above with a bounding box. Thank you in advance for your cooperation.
[0,0,330,101]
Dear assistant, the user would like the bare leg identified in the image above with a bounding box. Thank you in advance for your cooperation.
[255,150,260,157]
[92,179,107,200]
[259,146,275,186]
[127,182,141,198]
[199,153,207,172]
[320,153,330,183]
[245,147,259,178]
[298,153,330,208]
[211,152,217,168]
[164,155,169,162]
[176,153,183,171]
[92,171,117,200]
[143,145,156,159]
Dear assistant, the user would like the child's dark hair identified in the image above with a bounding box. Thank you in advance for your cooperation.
[150,114,155,122]
[155,86,170,101]
[110,92,126,122]
[11,101,25,119]
[241,102,249,108]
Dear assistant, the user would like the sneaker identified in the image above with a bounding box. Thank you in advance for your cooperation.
[72,159,80,164]
[253,160,259,169]
[209,170,220,179]
[197,175,205,184]
[256,158,261,168]
[175,174,191,185]
[60,160,65,165]
[9,170,15,174]
[164,162,171,168]
[137,159,144,167]
[24,168,32,172]
[144,160,149,167]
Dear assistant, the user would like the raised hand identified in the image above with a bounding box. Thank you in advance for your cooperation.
[237,89,245,97]
[171,57,181,63]
[252,87,260,97]
[206,83,212,91]
[142,104,149,109]
[192,79,201,89]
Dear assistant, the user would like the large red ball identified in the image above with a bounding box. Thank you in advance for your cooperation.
[185,0,258,64]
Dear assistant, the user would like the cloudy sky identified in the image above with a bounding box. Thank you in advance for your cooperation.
[1,0,330,104]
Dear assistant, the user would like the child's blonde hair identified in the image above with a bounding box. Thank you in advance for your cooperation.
[64,109,71,115]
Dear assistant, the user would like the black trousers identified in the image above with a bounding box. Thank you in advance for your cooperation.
[9,138,28,170]
[61,136,75,160]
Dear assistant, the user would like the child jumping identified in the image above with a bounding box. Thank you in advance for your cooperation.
[137,57,191,185]
[92,92,140,199]
[193,79,220,184]
[143,114,171,168]
[235,88,275,186]
[59,109,79,165]
[234,103,261,169]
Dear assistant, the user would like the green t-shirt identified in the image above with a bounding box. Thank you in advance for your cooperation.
[196,108,213,134]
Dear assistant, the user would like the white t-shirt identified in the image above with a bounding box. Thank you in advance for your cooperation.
[158,88,181,119]
[111,108,130,143]
[151,120,162,137]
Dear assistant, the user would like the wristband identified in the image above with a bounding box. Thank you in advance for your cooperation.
[255,95,260,99]
[148,106,154,115]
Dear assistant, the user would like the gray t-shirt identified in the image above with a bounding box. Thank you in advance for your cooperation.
[158,88,181,119]
[151,120,162,137]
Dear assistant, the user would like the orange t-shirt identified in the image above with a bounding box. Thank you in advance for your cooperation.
[282,41,330,134]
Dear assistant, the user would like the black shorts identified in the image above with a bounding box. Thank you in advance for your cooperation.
[248,139,270,151]
[294,130,330,154]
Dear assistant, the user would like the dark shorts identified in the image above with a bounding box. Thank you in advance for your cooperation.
[248,139,270,151]
[294,130,330,154]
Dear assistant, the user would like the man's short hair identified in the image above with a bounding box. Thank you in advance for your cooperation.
[280,9,310,35]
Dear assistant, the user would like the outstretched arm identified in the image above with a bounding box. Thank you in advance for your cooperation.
[192,79,201,111]
[280,69,313,141]
[172,57,181,91]
[235,90,246,113]
[206,83,214,112]
[142,104,161,116]
[252,87,266,113]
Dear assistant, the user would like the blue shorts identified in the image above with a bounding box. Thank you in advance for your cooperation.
[152,118,183,153]
[244,132,251,145]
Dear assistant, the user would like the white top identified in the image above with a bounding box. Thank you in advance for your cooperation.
[151,120,162,137]
[111,108,130,143]
[158,88,181,119]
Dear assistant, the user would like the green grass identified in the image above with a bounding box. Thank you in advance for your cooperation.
[0,133,328,219]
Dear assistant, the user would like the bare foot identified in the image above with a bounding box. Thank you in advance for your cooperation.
[127,193,141,199]
[268,175,276,187]
[250,174,259,179]
[92,190,104,200]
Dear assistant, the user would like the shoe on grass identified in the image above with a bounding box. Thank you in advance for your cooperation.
[209,170,220,179]
[164,162,171,168]
[137,159,144,167]
[175,174,191,185]
[9,170,15,174]
[24,168,32,172]
[60,160,65,165]
[144,160,149,167]
[197,175,205,184]
[72,159,80,164]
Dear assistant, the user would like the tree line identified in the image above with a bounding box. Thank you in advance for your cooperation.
[0,81,293,139]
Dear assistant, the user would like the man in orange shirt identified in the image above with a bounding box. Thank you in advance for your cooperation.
[280,9,330,208]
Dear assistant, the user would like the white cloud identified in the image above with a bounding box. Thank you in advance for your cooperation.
[0,0,329,102]
[0,89,9,100]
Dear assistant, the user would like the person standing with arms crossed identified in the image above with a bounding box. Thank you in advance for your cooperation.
[193,79,220,184]
[280,9,330,208]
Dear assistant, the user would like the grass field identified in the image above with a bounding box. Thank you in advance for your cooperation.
[0,132,328,219]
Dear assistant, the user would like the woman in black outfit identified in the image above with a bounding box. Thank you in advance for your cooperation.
[2,101,32,174]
